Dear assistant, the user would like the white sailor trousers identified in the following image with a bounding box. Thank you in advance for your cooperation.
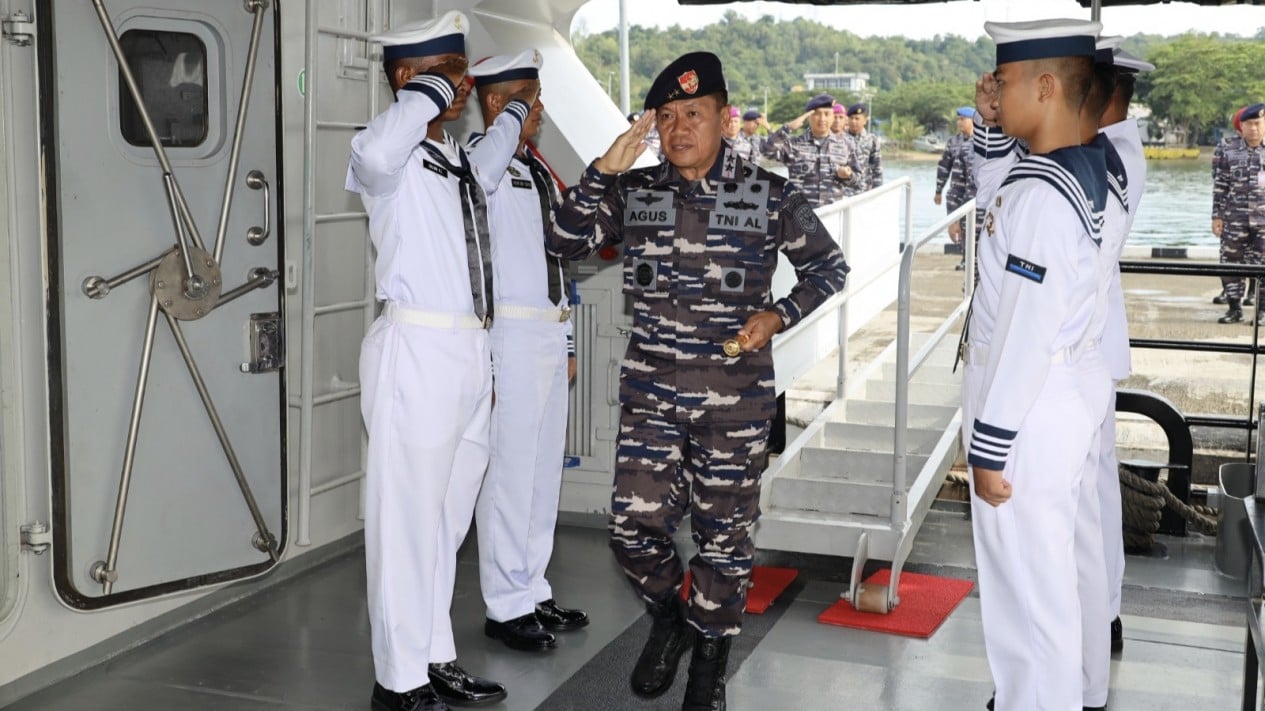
[477,315,570,622]
[360,314,492,692]
[964,355,1111,711]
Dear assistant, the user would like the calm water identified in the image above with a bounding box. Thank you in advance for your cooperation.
[888,155,1215,247]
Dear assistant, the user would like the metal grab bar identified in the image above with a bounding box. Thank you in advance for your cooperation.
[245,171,271,246]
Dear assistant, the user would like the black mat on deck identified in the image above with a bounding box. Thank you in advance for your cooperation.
[542,579,805,710]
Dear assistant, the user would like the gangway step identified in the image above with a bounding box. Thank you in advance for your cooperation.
[840,400,958,430]
[880,361,960,384]
[799,447,929,483]
[819,421,945,453]
[770,475,900,518]
[864,379,961,407]
[755,508,902,558]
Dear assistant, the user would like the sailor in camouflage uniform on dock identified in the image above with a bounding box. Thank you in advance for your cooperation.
[935,106,981,267]
[763,93,862,207]
[844,103,883,193]
[546,52,848,711]
[1211,103,1265,323]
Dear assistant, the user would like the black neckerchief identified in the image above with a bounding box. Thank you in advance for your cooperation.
[521,148,566,306]
[419,139,493,322]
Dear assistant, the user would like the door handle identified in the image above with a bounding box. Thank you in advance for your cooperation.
[245,170,270,246]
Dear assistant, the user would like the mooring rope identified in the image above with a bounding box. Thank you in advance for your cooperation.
[944,467,1218,548]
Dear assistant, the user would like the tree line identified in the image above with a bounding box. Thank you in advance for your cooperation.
[573,12,1265,145]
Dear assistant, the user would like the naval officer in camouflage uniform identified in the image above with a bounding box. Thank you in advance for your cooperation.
[740,109,768,157]
[844,103,883,193]
[546,52,848,711]
[763,93,862,207]
[935,106,980,267]
[1212,103,1265,323]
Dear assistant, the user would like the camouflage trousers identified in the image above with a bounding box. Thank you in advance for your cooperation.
[609,407,771,637]
[1219,222,1264,299]
[945,191,984,241]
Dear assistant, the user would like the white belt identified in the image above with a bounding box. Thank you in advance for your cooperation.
[963,340,1099,366]
[494,304,571,323]
[384,303,490,330]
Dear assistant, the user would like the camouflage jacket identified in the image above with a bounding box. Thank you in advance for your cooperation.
[935,132,976,204]
[845,130,883,192]
[1212,135,1265,225]
[763,126,861,207]
[546,148,850,423]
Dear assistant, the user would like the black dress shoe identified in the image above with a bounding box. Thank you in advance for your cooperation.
[484,612,557,651]
[536,599,590,631]
[1084,706,1106,711]
[1111,616,1123,653]
[371,682,450,711]
[427,662,507,707]
[986,694,994,710]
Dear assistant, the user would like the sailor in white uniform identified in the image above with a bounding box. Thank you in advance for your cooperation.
[465,50,590,654]
[346,12,535,711]
[1093,39,1154,660]
[963,19,1112,711]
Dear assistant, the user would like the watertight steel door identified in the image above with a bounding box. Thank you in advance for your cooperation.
[38,0,284,608]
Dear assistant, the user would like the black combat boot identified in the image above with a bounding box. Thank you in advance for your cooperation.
[1219,298,1243,323]
[681,631,731,711]
[631,594,692,698]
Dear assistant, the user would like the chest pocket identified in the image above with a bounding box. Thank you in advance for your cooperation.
[695,214,774,306]
[622,190,677,298]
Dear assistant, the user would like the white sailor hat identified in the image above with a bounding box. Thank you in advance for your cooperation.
[1112,48,1155,74]
[468,49,543,87]
[985,18,1102,65]
[371,10,468,62]
[1095,35,1123,65]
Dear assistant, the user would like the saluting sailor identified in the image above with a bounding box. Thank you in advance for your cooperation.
[964,18,1113,711]
[346,12,535,711]
[464,49,590,655]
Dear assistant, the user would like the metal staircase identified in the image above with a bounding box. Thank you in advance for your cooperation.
[756,201,976,613]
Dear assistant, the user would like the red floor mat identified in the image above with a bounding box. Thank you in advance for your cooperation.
[680,566,798,614]
[817,569,974,638]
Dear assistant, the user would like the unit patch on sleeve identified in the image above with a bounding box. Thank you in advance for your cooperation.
[1005,254,1046,284]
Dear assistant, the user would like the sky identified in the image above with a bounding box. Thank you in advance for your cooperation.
[571,0,1265,40]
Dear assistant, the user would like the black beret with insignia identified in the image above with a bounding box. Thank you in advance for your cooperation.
[643,51,727,111]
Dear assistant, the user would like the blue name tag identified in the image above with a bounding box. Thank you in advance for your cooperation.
[1005,254,1046,284]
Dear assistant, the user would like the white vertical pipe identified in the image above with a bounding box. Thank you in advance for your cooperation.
[618,0,630,114]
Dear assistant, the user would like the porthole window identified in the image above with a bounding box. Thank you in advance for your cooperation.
[118,30,208,147]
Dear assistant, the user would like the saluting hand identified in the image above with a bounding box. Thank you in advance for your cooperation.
[974,73,1000,126]
[507,83,541,110]
[736,310,784,352]
[594,111,654,175]
[973,467,1012,507]
[786,111,813,132]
